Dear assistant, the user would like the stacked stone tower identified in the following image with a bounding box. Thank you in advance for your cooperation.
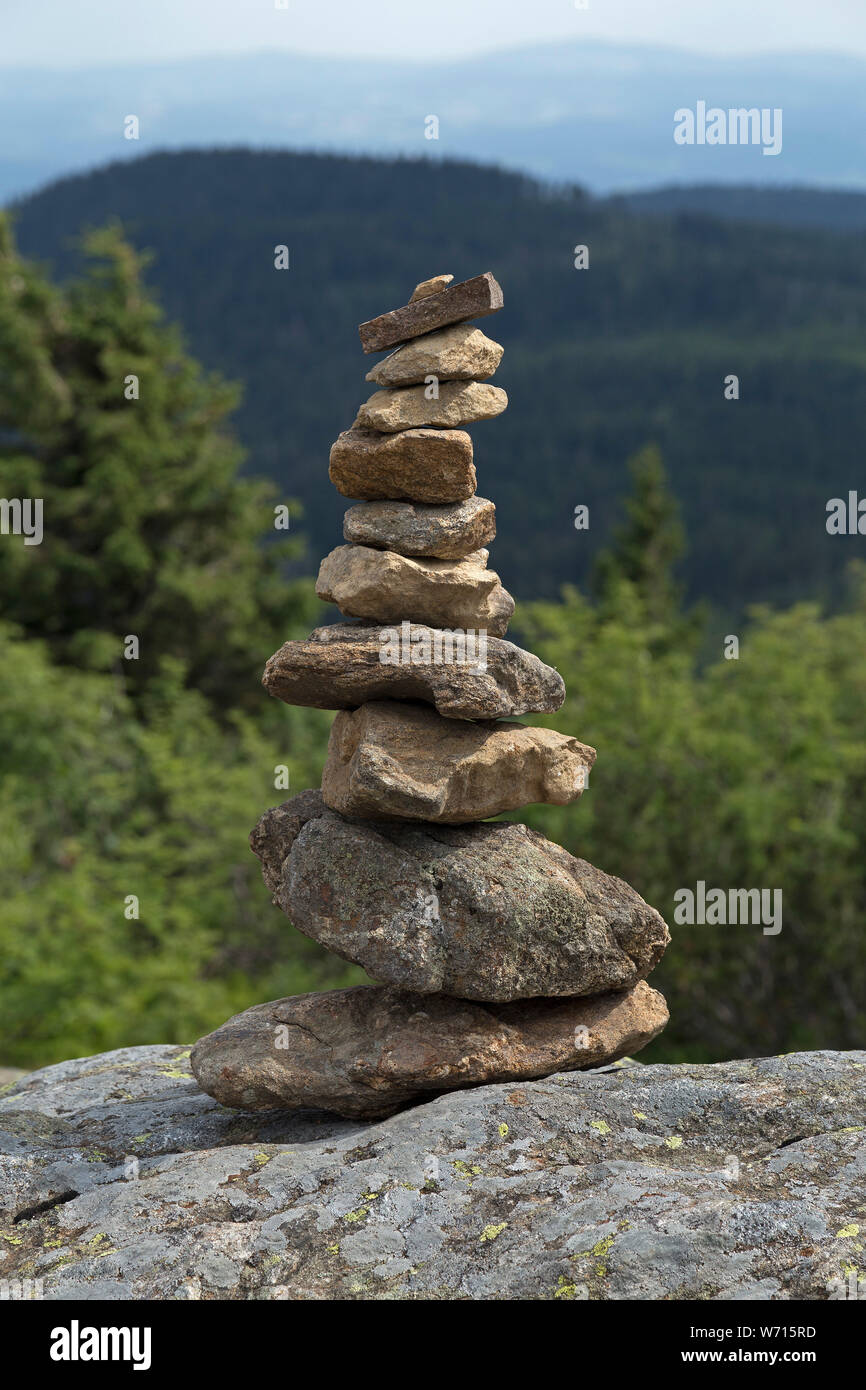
[191,272,670,1119]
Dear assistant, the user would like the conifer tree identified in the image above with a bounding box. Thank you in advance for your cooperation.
[0,215,316,711]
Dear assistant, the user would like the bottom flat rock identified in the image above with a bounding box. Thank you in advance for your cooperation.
[1,1047,864,1300]
[190,981,668,1119]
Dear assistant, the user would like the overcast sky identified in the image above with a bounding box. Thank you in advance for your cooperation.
[3,0,866,67]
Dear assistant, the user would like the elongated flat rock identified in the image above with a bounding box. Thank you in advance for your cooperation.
[316,545,514,636]
[359,271,504,353]
[262,622,565,720]
[353,381,507,433]
[329,428,475,503]
[321,701,596,822]
[251,792,670,1001]
[190,981,669,1119]
[343,496,496,559]
[365,323,504,388]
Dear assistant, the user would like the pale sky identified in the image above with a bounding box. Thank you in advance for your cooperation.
[2,0,865,67]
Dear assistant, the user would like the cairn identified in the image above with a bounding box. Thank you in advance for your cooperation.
[191,272,671,1119]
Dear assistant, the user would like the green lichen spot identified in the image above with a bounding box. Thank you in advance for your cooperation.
[592,1235,615,1257]
[480,1222,507,1243]
[498,1123,509,1137]
[344,1207,369,1224]
[327,1242,339,1255]
[590,1120,611,1135]
[632,1110,647,1121]
[665,1136,683,1149]
[555,1276,579,1299]
[836,1224,860,1239]
[253,1152,271,1166]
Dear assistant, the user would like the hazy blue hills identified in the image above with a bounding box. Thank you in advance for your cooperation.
[3,41,866,203]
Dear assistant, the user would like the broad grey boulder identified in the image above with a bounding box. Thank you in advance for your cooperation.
[2,1046,863,1299]
[250,792,670,1001]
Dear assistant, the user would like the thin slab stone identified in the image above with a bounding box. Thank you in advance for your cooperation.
[358,271,503,353]
[262,622,566,720]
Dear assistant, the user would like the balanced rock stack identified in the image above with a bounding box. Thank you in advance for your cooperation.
[191,272,671,1120]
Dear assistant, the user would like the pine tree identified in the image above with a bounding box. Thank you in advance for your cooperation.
[0,215,317,711]
[591,444,686,626]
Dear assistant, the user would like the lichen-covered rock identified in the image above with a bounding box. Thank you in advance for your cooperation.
[321,701,595,822]
[316,545,514,637]
[262,622,565,720]
[251,791,669,1000]
[343,497,496,560]
[190,982,668,1119]
[2,1045,864,1300]
[365,324,503,388]
[329,427,475,503]
[352,381,507,433]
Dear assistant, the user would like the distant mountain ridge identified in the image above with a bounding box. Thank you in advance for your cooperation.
[3,40,866,203]
[10,147,866,619]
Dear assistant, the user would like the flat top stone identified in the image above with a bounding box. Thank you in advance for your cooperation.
[5,1044,863,1300]
[359,271,503,354]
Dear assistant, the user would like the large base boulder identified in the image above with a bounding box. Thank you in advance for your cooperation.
[190,981,668,1119]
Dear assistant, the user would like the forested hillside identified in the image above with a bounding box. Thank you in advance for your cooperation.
[2,214,865,1069]
[11,148,866,620]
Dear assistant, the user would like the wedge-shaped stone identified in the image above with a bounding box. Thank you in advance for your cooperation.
[251,792,670,1001]
[321,701,595,822]
[343,496,496,559]
[329,427,475,503]
[353,381,507,433]
[359,270,503,353]
[365,323,504,388]
[190,981,669,1119]
[262,622,565,720]
[409,273,453,301]
[316,545,514,636]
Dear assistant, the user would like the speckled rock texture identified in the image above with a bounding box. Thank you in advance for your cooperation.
[250,791,670,1000]
[321,701,595,822]
[2,1046,863,1300]
[364,323,503,388]
[315,544,514,636]
[190,982,668,1118]
[352,381,507,433]
[342,497,497,560]
[329,427,475,503]
[262,622,566,720]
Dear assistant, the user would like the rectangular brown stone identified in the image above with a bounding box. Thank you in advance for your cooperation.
[329,428,475,503]
[358,272,504,354]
